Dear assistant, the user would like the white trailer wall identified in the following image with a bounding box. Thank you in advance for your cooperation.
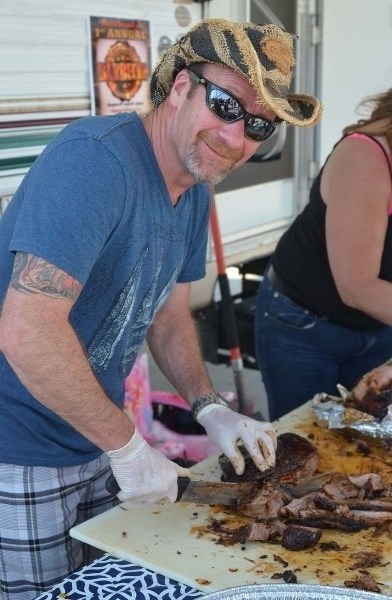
[318,0,392,163]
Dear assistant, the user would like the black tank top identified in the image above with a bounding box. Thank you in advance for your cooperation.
[273,134,392,330]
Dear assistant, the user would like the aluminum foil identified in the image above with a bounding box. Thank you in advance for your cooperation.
[311,387,392,439]
[200,584,390,600]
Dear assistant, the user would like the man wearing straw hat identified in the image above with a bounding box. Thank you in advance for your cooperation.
[0,18,321,598]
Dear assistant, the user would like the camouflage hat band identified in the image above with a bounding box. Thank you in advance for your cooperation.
[150,18,322,127]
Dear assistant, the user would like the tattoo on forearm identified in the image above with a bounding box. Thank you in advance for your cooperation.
[10,253,82,301]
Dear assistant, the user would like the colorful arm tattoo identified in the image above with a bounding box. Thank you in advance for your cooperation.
[10,253,82,301]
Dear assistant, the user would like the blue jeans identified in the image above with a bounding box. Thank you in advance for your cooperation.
[254,276,392,421]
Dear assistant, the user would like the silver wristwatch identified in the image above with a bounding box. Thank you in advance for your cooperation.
[191,392,228,420]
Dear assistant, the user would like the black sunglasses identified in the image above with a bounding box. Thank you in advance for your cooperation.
[188,69,277,142]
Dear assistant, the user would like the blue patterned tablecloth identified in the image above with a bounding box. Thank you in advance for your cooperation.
[34,554,203,600]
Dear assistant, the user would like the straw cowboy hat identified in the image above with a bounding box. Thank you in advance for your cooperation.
[149,18,322,127]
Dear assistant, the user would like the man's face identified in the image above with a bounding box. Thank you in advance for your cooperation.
[171,64,277,185]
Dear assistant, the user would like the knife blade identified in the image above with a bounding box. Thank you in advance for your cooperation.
[105,474,254,505]
[176,477,255,505]
[105,470,334,505]
[280,470,335,497]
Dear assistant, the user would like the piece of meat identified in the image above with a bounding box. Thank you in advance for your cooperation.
[323,472,367,500]
[209,518,286,545]
[282,489,392,521]
[232,482,292,519]
[219,432,319,484]
[348,383,392,420]
[280,492,323,517]
[287,508,368,532]
[321,472,384,501]
[246,520,286,542]
[210,517,322,550]
[350,551,384,569]
[350,509,392,523]
[317,496,392,513]
[348,473,385,495]
[319,540,342,551]
[210,432,390,556]
[281,524,322,550]
[344,574,382,593]
[282,570,298,584]
[373,519,392,537]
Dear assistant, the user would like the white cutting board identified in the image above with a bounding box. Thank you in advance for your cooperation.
[71,404,392,594]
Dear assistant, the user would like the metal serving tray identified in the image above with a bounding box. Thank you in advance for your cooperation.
[201,584,391,600]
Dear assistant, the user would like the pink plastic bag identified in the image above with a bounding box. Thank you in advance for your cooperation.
[150,419,220,462]
[123,352,153,440]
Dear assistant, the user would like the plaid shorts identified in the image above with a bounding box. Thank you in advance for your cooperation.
[0,453,118,599]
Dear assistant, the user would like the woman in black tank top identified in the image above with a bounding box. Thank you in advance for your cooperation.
[255,88,392,421]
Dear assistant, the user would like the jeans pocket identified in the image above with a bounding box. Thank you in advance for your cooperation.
[262,286,318,331]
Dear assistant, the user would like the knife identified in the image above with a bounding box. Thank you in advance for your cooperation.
[105,474,254,505]
[105,471,334,505]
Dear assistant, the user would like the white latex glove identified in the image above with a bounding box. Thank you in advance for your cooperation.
[107,427,190,504]
[197,404,277,475]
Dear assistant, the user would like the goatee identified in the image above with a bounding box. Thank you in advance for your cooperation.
[183,133,241,185]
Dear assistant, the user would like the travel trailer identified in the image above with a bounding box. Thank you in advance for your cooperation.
[1,0,392,362]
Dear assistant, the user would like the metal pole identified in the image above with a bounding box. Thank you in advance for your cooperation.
[209,185,247,414]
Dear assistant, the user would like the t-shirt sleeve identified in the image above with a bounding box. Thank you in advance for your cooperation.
[10,137,126,284]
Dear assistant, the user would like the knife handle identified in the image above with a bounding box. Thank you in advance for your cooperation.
[105,474,191,502]
[176,476,191,501]
[105,474,120,495]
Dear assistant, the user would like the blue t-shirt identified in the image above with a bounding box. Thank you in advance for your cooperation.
[0,113,210,466]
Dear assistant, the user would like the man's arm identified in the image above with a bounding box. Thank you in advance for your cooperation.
[0,253,134,451]
[146,282,214,402]
[0,253,190,504]
[147,282,277,475]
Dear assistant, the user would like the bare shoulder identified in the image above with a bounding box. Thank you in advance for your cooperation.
[321,134,391,204]
[332,128,391,167]
[10,253,83,301]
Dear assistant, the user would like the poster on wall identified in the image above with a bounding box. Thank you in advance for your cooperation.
[88,16,151,116]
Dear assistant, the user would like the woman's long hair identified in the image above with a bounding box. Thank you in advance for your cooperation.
[343,88,392,150]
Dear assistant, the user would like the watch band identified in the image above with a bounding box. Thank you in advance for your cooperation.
[191,391,228,420]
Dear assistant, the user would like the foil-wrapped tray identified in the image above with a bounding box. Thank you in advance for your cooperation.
[311,385,392,439]
[201,584,390,600]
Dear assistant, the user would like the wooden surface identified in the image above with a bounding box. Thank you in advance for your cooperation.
[71,403,392,594]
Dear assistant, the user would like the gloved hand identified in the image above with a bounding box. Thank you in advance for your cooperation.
[352,363,392,401]
[107,427,190,504]
[197,404,277,475]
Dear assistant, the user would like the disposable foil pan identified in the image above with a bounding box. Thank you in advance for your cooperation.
[311,388,392,440]
[200,584,390,600]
